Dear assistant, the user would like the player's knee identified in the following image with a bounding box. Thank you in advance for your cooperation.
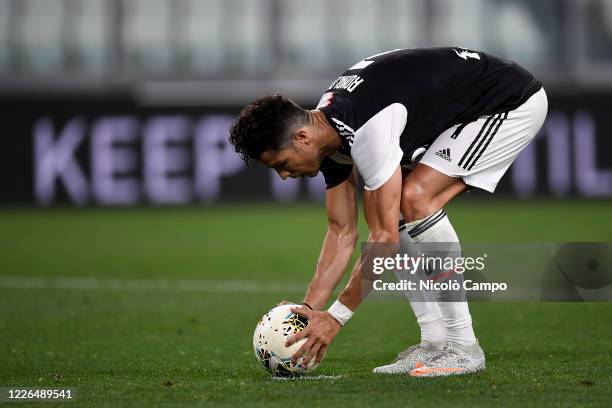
[401,182,435,222]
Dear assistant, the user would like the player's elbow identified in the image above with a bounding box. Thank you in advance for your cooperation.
[348,230,359,247]
[328,224,359,248]
[368,228,399,243]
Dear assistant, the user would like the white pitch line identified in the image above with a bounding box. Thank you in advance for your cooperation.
[0,276,307,294]
[271,375,344,381]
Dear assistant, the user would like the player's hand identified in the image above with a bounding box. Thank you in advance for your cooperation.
[285,306,341,365]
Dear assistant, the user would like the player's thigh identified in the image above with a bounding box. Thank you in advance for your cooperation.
[400,163,467,221]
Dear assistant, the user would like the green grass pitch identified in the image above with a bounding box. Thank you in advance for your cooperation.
[1,199,612,407]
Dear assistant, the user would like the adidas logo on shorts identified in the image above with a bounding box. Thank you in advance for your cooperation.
[435,148,452,162]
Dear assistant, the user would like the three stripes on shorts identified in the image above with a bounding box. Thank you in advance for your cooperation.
[457,112,508,171]
[396,113,508,239]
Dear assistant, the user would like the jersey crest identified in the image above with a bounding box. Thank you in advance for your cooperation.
[453,48,480,60]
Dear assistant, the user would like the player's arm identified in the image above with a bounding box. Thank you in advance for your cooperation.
[302,169,359,310]
[286,167,402,365]
[337,167,401,310]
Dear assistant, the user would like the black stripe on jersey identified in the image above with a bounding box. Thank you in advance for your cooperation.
[450,122,469,140]
[466,111,508,171]
[458,115,495,168]
[460,114,501,170]
[331,118,356,144]
[408,210,446,238]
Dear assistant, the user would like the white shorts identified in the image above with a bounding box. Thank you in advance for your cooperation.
[418,87,548,193]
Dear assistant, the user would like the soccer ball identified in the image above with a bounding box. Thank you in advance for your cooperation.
[252,304,319,377]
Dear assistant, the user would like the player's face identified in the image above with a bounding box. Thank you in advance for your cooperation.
[259,135,321,180]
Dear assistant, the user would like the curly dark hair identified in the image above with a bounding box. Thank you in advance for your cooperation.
[229,94,308,165]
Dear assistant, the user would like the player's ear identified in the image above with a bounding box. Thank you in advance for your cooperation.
[294,128,310,147]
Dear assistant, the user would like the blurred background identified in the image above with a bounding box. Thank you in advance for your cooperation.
[1,2,611,403]
[1,0,611,206]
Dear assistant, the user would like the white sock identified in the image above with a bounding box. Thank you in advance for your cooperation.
[399,220,446,347]
[403,209,477,347]
[437,302,476,347]
[414,309,447,346]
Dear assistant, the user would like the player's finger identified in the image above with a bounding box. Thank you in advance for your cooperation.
[285,327,309,346]
[301,342,321,366]
[315,345,328,364]
[291,338,315,362]
[290,306,312,318]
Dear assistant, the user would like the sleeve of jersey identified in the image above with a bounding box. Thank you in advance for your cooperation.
[319,157,353,189]
[351,103,407,191]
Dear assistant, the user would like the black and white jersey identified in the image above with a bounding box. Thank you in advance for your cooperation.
[317,47,542,190]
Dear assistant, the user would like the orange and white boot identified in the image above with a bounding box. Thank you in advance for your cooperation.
[410,341,485,377]
[373,341,446,374]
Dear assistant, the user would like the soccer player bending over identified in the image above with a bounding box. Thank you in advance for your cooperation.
[229,48,547,376]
